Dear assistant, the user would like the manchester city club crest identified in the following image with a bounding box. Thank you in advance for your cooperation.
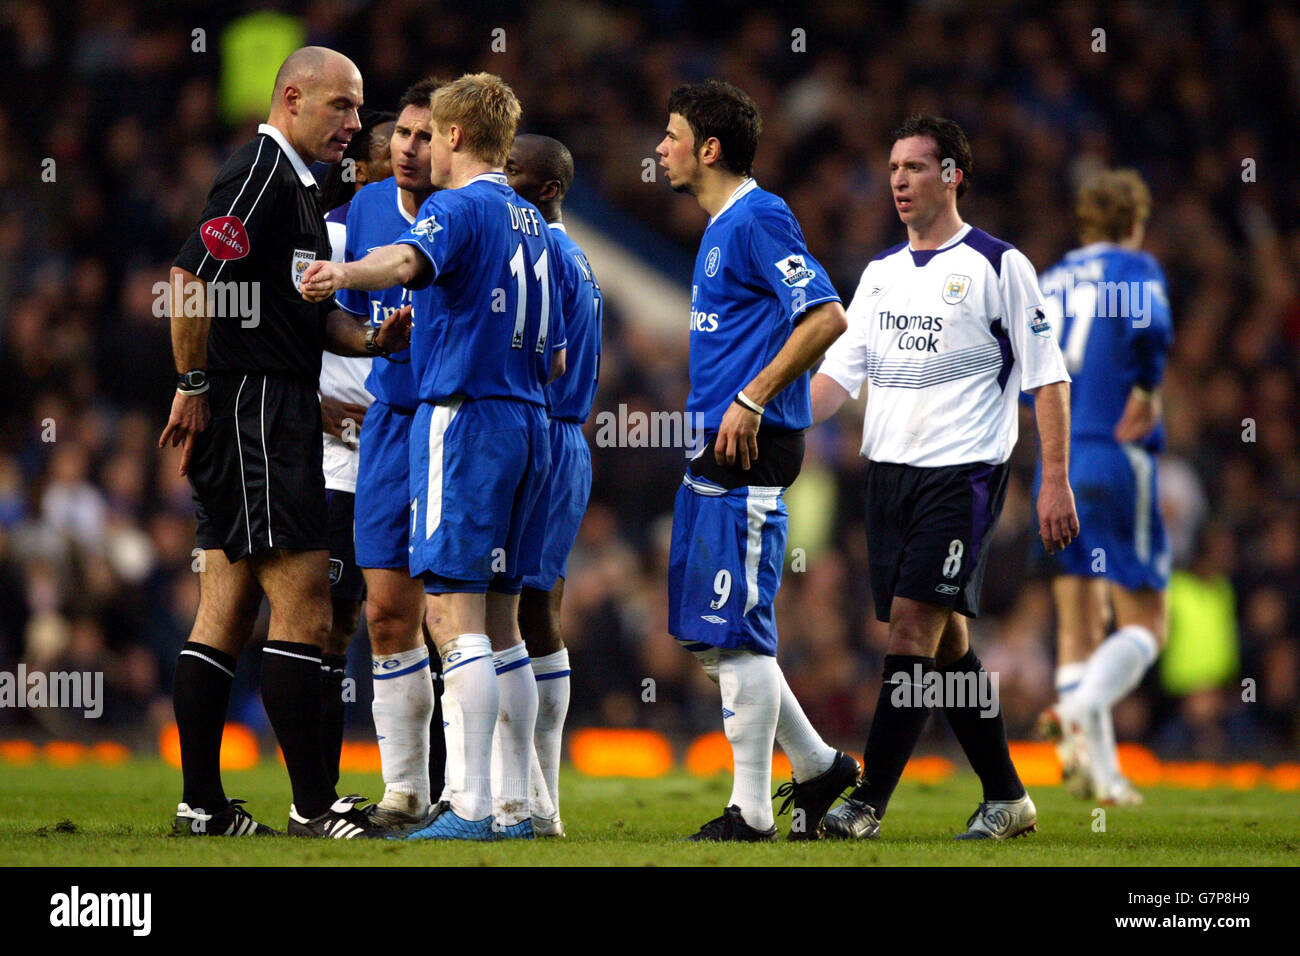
[942,273,971,304]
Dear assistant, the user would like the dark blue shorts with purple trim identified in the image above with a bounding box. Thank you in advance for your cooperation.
[864,459,1011,622]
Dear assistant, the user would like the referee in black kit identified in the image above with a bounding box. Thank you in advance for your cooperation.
[159,47,410,839]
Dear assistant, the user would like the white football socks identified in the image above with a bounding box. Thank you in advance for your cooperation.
[489,642,538,826]
[439,633,497,822]
[1054,661,1087,707]
[775,667,836,782]
[1061,626,1160,790]
[531,648,571,812]
[370,645,434,811]
[718,650,780,832]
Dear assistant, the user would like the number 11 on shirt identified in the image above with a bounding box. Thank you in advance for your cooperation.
[509,243,549,353]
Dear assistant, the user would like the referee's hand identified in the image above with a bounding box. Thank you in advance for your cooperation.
[715,401,761,470]
[1036,476,1080,555]
[159,391,210,477]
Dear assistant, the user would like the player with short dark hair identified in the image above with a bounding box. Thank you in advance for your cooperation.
[505,133,601,837]
[328,76,448,831]
[161,46,409,839]
[811,115,1078,840]
[1035,168,1172,806]
[301,73,566,841]
[316,107,396,793]
[656,79,860,842]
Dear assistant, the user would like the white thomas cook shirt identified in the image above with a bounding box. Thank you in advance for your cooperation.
[819,223,1069,467]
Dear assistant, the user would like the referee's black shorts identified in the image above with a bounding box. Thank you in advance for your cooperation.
[190,372,328,562]
[865,459,1011,623]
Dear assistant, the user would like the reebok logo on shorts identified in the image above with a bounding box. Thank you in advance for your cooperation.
[935,583,960,595]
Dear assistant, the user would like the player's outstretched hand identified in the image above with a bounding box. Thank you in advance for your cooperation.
[158,391,211,477]
[1114,388,1160,444]
[715,401,760,470]
[1037,477,1079,554]
[301,261,346,302]
[320,394,369,446]
[376,304,412,354]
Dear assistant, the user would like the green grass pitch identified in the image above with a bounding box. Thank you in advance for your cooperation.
[1,760,1296,866]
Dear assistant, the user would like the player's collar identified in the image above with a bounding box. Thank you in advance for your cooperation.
[465,172,508,186]
[908,222,972,253]
[548,222,567,233]
[709,177,759,225]
[258,124,316,188]
[395,185,417,224]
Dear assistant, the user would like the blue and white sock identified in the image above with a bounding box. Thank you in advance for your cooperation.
[531,648,570,812]
[718,650,780,831]
[490,642,537,826]
[440,634,497,822]
[370,645,434,811]
[775,666,836,782]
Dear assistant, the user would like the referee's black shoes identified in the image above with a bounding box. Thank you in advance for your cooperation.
[775,750,862,840]
[287,794,391,839]
[173,798,278,836]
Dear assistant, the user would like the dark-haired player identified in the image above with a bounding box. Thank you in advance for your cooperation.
[328,78,447,830]
[505,133,602,837]
[656,79,859,842]
[1035,168,1172,807]
[316,107,395,795]
[812,116,1077,840]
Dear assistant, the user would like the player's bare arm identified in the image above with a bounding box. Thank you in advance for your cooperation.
[810,372,853,426]
[158,266,212,477]
[322,304,411,356]
[715,300,848,469]
[1031,380,1080,554]
[1114,385,1161,444]
[548,347,566,384]
[300,244,428,301]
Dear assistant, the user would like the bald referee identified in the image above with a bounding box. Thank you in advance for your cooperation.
[160,47,409,839]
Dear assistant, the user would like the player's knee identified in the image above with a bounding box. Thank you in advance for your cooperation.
[325,600,361,655]
[519,587,562,657]
[367,602,419,655]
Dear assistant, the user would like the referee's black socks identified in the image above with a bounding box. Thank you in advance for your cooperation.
[174,641,236,812]
[856,654,936,817]
[262,641,337,818]
[939,648,1026,801]
[319,653,349,788]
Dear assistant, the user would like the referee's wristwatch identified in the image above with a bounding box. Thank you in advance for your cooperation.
[176,370,209,396]
[364,325,390,357]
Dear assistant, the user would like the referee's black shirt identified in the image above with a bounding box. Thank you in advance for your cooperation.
[173,123,332,383]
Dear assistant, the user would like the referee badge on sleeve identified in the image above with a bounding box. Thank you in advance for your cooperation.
[942,273,971,304]
[291,248,317,292]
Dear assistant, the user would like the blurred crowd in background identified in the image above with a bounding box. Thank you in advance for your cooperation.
[1,0,1297,760]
